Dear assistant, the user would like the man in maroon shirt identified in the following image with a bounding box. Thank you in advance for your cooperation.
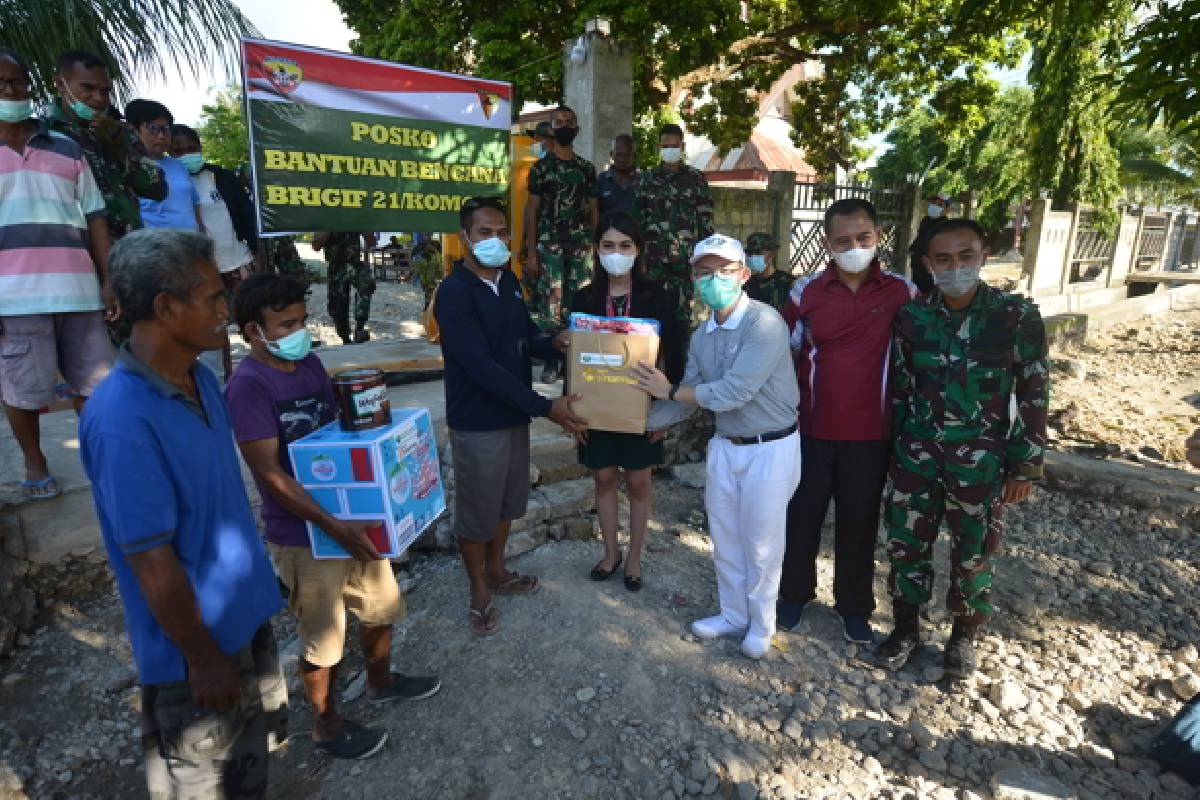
[779,198,917,643]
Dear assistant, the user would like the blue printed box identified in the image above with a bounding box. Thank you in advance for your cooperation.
[288,408,446,559]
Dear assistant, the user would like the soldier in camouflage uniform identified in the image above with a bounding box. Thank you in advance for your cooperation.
[314,232,377,344]
[877,219,1048,679]
[525,106,598,381]
[260,235,308,278]
[46,51,168,346]
[633,123,714,327]
[743,232,793,312]
[46,52,166,239]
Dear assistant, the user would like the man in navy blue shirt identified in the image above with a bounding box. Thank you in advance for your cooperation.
[81,228,285,798]
[434,196,587,635]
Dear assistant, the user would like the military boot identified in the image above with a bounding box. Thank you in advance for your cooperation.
[876,600,920,671]
[943,619,980,679]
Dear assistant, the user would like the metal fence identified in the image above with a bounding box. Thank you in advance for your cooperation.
[1069,209,1117,283]
[788,182,910,275]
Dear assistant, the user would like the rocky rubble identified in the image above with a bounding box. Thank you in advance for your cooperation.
[1049,311,1200,465]
[1,476,1197,800]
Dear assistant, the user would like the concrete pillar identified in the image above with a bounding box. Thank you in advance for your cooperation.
[1022,198,1051,291]
[767,170,796,272]
[895,180,924,278]
[563,21,633,169]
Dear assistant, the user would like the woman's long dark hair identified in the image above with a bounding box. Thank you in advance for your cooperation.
[591,211,646,297]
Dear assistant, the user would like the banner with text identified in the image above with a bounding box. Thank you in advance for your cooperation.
[242,39,512,233]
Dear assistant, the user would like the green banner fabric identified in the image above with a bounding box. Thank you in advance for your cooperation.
[242,39,513,233]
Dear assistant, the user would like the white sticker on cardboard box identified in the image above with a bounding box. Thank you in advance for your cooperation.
[580,352,624,367]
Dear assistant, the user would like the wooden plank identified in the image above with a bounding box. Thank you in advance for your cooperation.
[315,339,443,376]
[1126,271,1200,284]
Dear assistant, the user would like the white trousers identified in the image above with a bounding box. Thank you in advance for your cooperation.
[705,432,802,639]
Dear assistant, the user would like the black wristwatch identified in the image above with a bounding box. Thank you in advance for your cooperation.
[668,383,680,401]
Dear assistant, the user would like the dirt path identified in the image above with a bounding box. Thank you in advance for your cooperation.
[2,476,1198,800]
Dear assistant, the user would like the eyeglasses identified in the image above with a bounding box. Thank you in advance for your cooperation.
[144,122,171,136]
[691,265,743,280]
[0,78,32,93]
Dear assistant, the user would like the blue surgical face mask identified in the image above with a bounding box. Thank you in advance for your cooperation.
[696,273,742,311]
[660,147,683,164]
[472,236,510,268]
[747,254,767,273]
[261,328,312,361]
[178,153,204,174]
[0,98,33,123]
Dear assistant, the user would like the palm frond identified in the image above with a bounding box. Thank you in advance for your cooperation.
[0,0,259,102]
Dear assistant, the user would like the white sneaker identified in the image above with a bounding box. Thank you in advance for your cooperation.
[691,615,747,640]
[741,633,772,659]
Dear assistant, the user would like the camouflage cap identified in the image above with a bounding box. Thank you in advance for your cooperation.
[534,120,553,138]
[745,232,778,253]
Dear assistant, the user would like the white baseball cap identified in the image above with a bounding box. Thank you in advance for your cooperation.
[690,233,746,266]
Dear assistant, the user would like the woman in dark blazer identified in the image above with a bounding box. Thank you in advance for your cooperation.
[569,212,685,591]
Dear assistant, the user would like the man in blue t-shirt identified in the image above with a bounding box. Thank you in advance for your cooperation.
[125,99,200,231]
[80,228,284,798]
[226,273,440,761]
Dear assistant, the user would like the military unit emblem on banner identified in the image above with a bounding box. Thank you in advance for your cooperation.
[478,92,502,119]
[262,57,304,94]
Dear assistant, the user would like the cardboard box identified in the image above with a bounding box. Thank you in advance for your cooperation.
[567,329,660,434]
[288,408,446,559]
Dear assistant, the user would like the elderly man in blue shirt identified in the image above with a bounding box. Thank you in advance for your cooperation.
[81,228,285,798]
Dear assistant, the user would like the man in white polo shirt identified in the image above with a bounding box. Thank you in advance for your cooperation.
[633,233,801,659]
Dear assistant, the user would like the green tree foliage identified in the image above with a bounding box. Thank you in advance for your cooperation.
[872,86,1034,232]
[197,86,249,169]
[1025,0,1132,223]
[0,0,256,100]
[1117,0,1200,133]
[333,0,1027,175]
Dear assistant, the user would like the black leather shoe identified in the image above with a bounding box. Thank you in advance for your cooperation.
[589,553,622,581]
[624,573,642,592]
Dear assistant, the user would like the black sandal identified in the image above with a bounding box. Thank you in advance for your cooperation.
[624,573,643,592]
[589,553,623,581]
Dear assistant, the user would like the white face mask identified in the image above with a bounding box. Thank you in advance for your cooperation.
[600,251,636,276]
[927,204,945,219]
[832,246,876,274]
[660,147,683,163]
[933,264,981,297]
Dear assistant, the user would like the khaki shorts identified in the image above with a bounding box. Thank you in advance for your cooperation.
[269,544,406,668]
[0,312,114,409]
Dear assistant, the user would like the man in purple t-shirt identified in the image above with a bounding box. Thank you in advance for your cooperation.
[225,273,440,760]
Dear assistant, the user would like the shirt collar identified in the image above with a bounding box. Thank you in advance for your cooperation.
[704,292,750,333]
[117,344,208,422]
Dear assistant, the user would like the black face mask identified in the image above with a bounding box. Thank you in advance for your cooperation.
[553,126,579,146]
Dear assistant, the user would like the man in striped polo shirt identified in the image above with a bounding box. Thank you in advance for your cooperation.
[0,48,115,499]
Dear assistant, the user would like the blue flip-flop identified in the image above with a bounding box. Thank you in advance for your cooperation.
[21,476,61,500]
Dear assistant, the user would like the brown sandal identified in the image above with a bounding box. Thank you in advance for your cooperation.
[492,573,540,595]
[468,602,499,636]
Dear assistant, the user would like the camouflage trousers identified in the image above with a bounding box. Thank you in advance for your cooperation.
[142,624,287,799]
[327,257,376,337]
[883,467,1005,626]
[530,240,592,331]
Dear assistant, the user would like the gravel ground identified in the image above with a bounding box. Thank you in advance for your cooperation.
[1,476,1198,799]
[2,298,1199,799]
